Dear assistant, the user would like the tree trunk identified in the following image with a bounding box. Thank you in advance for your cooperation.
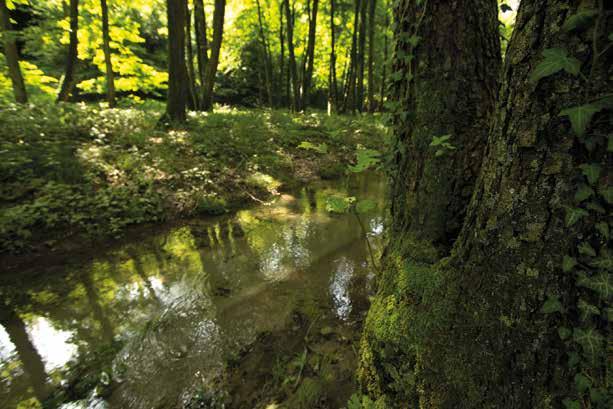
[100,0,116,107]
[200,0,226,111]
[283,0,300,111]
[327,0,338,114]
[388,0,500,256]
[366,0,376,112]
[194,0,208,105]
[185,1,198,110]
[356,0,367,112]
[301,0,319,109]
[57,0,79,102]
[278,0,286,107]
[378,12,388,112]
[165,0,188,122]
[360,0,612,407]
[343,0,361,113]
[0,0,27,103]
[255,0,274,107]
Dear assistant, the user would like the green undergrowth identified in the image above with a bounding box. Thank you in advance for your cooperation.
[0,101,387,254]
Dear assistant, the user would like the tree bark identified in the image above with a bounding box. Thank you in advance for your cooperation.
[378,12,388,112]
[343,0,361,113]
[283,0,300,111]
[278,0,286,106]
[356,0,367,112]
[194,0,208,103]
[57,0,79,102]
[185,1,198,110]
[200,0,226,111]
[0,0,27,103]
[256,0,274,107]
[100,0,116,107]
[360,0,612,407]
[366,0,376,112]
[389,0,500,256]
[165,0,188,121]
[327,0,338,114]
[301,0,319,109]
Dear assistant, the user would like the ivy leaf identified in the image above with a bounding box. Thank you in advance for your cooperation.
[574,184,594,202]
[595,222,609,239]
[608,134,613,152]
[578,242,596,257]
[578,300,600,321]
[578,272,612,299]
[567,351,580,368]
[430,134,451,147]
[562,398,580,409]
[565,207,588,227]
[407,35,421,48]
[573,327,604,359]
[574,373,592,393]
[585,201,605,214]
[600,186,613,204]
[500,3,512,12]
[558,326,572,340]
[562,9,598,32]
[530,48,581,83]
[559,104,601,137]
[541,295,563,314]
[356,199,376,214]
[562,255,577,272]
[578,163,601,184]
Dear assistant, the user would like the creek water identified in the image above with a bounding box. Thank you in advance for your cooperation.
[0,173,386,409]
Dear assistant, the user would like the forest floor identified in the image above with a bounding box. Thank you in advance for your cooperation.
[0,101,387,257]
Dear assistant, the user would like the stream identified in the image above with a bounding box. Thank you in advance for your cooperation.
[0,173,386,409]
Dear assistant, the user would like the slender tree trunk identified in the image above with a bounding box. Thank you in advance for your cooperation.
[278,0,286,107]
[344,0,361,112]
[301,0,319,109]
[0,0,27,103]
[356,0,367,112]
[283,0,300,111]
[255,0,274,107]
[185,2,198,110]
[366,0,376,112]
[165,0,188,121]
[200,0,226,111]
[194,0,208,108]
[100,0,116,107]
[327,0,338,114]
[57,0,79,102]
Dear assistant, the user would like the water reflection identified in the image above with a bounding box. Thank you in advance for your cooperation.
[0,173,386,409]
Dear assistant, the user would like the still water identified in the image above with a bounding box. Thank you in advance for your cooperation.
[0,173,386,409]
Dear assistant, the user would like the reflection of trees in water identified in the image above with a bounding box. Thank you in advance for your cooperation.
[81,270,114,344]
[0,303,51,403]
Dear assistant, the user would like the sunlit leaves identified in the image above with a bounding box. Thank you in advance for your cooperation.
[562,10,598,32]
[325,195,354,214]
[348,147,380,173]
[430,134,455,157]
[530,48,581,83]
[298,141,328,154]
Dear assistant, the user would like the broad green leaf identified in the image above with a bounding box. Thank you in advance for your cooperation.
[558,327,571,340]
[562,398,580,409]
[356,199,376,214]
[562,10,598,32]
[325,195,353,214]
[298,141,328,154]
[565,207,588,227]
[574,373,592,393]
[530,48,581,83]
[574,184,594,202]
[578,242,596,257]
[408,35,421,48]
[541,295,562,314]
[562,255,577,272]
[595,222,609,239]
[430,134,451,147]
[349,148,380,173]
[578,272,612,298]
[559,104,601,137]
[578,163,601,184]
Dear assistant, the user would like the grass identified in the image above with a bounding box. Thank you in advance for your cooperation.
[0,100,388,254]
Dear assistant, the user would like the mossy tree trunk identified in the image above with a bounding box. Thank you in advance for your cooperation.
[301,0,319,110]
[388,0,501,258]
[360,0,612,407]
[194,0,208,106]
[0,0,27,103]
[283,0,300,111]
[57,0,79,102]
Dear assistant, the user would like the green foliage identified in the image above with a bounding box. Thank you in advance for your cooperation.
[298,141,329,154]
[562,10,598,32]
[429,134,456,157]
[559,104,603,137]
[529,48,581,83]
[349,147,380,173]
[541,295,563,314]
